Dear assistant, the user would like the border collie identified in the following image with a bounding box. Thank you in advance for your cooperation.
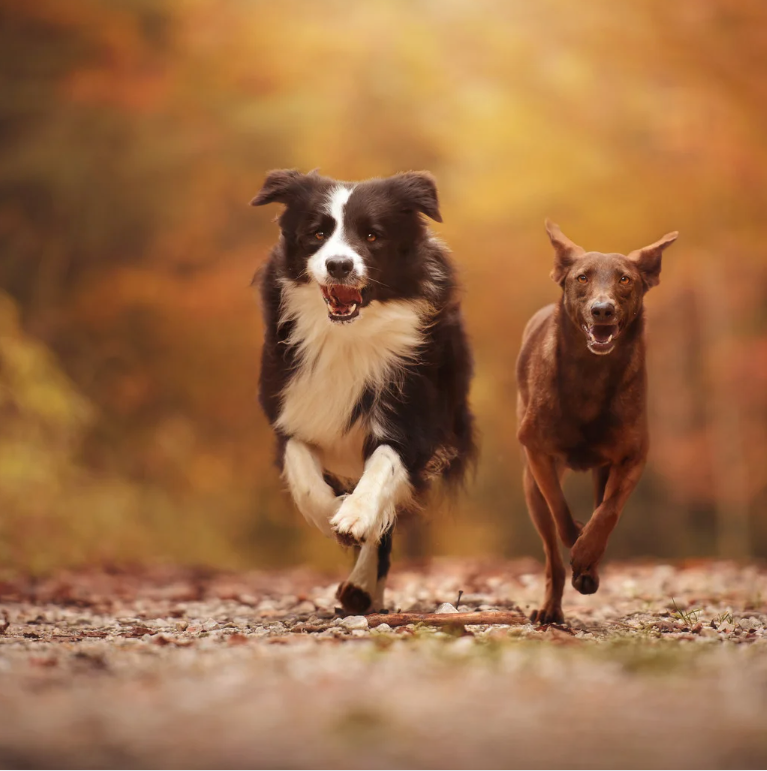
[251,170,476,614]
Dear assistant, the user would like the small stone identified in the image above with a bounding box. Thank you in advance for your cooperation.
[338,615,369,631]
[294,601,315,614]
[373,623,392,633]
[435,603,459,614]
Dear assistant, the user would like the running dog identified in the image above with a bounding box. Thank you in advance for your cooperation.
[517,221,677,624]
[252,170,476,613]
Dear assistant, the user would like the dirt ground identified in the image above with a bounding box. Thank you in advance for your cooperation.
[1,558,766,769]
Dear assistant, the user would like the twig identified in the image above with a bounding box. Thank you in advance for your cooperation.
[366,610,526,628]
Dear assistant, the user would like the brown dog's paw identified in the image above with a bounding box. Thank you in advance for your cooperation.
[336,582,373,615]
[572,572,599,595]
[530,604,565,625]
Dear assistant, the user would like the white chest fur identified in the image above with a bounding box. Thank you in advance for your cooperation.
[275,282,425,478]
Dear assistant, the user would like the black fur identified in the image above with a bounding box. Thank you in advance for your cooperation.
[254,170,476,492]
[377,528,393,581]
[252,170,476,606]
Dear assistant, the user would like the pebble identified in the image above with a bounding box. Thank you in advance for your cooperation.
[337,616,369,631]
[435,603,459,614]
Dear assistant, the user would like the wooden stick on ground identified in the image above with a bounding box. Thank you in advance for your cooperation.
[366,610,527,628]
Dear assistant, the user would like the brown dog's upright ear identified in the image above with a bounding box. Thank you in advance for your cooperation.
[250,169,306,206]
[546,220,584,285]
[627,231,678,290]
[392,171,442,222]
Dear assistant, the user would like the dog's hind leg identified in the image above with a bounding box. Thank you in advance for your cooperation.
[374,526,393,610]
[336,527,393,614]
[571,456,646,595]
[524,464,566,625]
[524,449,582,548]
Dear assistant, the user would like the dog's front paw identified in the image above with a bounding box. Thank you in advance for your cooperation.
[530,602,565,625]
[330,495,374,546]
[570,537,601,594]
[572,572,599,594]
[336,581,373,614]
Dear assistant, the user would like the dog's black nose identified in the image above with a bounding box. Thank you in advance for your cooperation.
[591,301,615,321]
[326,258,354,280]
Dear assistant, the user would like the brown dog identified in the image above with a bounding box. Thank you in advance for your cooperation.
[516,221,678,624]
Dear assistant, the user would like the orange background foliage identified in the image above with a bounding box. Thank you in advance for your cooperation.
[0,0,765,571]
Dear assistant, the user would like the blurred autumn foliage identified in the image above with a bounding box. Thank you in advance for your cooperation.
[1,0,765,572]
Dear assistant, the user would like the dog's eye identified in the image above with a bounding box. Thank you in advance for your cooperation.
[620,275,631,284]
[577,275,588,284]
[366,233,377,243]
[314,231,325,241]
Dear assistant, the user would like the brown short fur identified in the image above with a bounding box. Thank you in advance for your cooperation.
[516,221,678,624]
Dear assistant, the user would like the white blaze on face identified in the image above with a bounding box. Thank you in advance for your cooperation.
[307,184,365,284]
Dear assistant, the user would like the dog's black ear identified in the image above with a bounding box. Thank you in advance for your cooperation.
[546,220,584,285]
[250,169,306,207]
[392,171,442,222]
[628,231,678,290]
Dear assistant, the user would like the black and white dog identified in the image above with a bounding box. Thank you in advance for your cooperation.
[252,170,476,614]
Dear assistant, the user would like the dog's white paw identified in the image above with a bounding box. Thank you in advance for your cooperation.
[330,494,375,545]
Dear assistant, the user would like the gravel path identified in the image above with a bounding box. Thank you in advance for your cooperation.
[1,559,766,769]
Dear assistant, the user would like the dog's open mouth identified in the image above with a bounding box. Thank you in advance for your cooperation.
[583,324,619,355]
[321,284,363,323]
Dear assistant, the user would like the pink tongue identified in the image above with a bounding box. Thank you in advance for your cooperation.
[593,326,616,343]
[331,286,361,305]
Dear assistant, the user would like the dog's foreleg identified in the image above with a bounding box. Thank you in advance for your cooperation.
[336,527,394,614]
[282,438,340,537]
[525,449,582,548]
[571,455,646,594]
[330,445,411,545]
[523,465,566,625]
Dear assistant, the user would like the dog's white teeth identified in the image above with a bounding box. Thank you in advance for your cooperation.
[349,303,357,313]
[607,334,613,343]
